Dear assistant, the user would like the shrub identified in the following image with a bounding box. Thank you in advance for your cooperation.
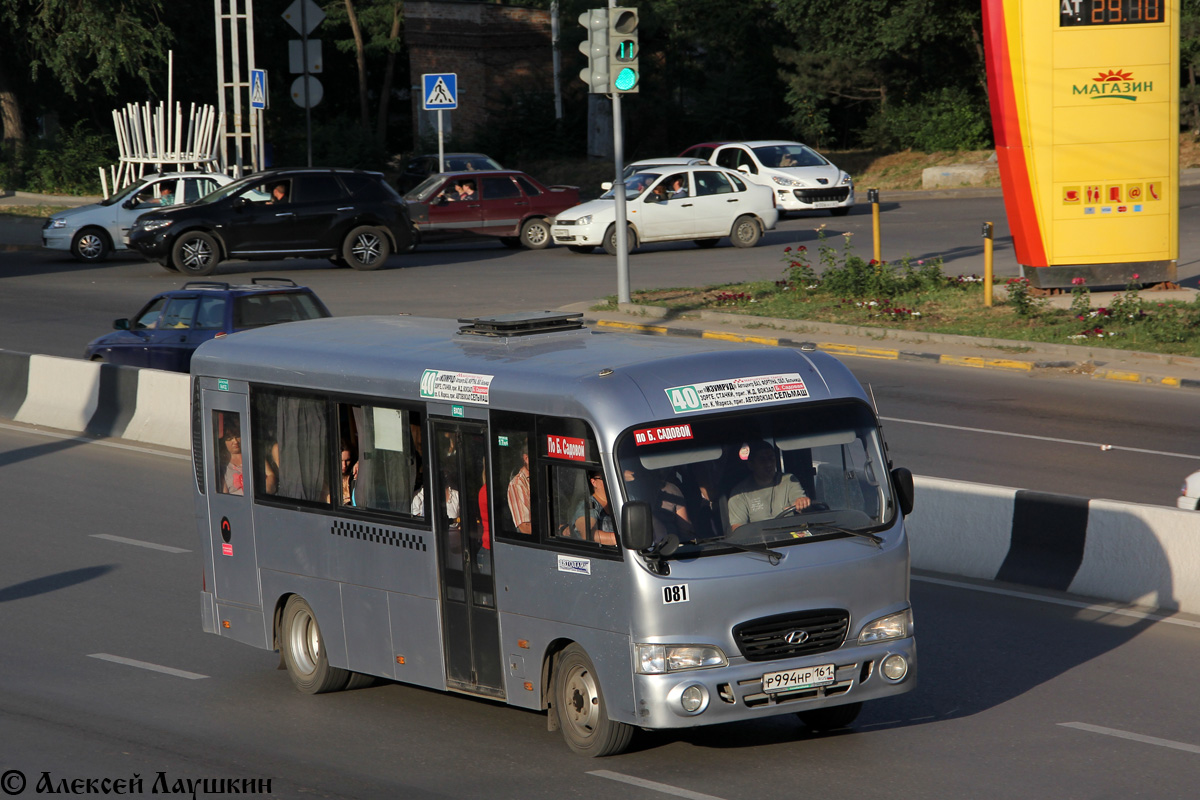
[865,87,991,153]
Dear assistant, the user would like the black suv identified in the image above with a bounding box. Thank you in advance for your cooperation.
[127,168,413,276]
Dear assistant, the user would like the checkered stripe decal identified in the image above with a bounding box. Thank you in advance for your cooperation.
[331,520,427,551]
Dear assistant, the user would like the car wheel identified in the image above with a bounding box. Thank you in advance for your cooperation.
[500,237,522,249]
[568,245,595,255]
[554,644,634,757]
[280,595,350,694]
[694,238,720,249]
[343,225,391,270]
[171,231,220,276]
[730,215,762,248]
[520,218,552,250]
[797,702,862,732]
[830,207,851,217]
[71,228,111,262]
[602,223,636,256]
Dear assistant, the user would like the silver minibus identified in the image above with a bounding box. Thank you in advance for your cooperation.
[193,311,916,756]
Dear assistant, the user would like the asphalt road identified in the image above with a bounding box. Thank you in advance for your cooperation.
[2,423,1199,799]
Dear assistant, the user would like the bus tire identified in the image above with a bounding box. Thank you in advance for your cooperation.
[797,701,862,732]
[554,644,633,757]
[280,595,350,694]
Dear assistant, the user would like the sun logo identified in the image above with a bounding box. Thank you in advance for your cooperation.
[1094,69,1133,82]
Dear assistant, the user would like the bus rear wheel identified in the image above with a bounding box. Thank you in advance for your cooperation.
[280,595,350,694]
[554,644,633,757]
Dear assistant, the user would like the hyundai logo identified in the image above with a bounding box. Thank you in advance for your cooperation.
[783,630,810,645]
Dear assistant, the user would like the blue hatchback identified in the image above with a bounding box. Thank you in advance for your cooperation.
[84,279,331,373]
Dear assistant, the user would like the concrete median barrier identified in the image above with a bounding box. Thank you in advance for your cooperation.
[15,355,101,431]
[909,476,1200,615]
[123,368,190,449]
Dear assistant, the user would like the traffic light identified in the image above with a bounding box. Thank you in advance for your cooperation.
[578,8,610,94]
[609,8,639,93]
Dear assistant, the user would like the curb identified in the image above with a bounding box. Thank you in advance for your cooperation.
[587,314,1200,392]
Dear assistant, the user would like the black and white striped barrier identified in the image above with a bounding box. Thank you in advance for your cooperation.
[908,477,1200,615]
[0,350,188,449]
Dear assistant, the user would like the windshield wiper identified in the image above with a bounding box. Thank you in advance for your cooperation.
[795,521,883,548]
[682,537,784,565]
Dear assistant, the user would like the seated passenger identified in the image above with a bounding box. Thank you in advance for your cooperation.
[727,440,811,530]
[571,470,617,545]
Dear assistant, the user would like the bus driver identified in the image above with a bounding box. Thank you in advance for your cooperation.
[727,440,811,530]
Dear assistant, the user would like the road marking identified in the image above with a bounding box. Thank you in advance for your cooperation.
[88,653,208,680]
[91,534,190,553]
[914,575,1200,631]
[1059,722,1200,755]
[881,416,1200,461]
[589,771,726,800]
[0,421,188,459]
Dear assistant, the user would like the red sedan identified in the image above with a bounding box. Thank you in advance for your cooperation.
[404,170,580,250]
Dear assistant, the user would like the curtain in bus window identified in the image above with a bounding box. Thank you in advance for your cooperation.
[275,395,329,502]
[352,405,419,516]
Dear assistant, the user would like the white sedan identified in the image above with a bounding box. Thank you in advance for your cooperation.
[1179,470,1200,510]
[685,140,854,216]
[552,165,778,255]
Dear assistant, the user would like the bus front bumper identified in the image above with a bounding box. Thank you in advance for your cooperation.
[630,637,915,729]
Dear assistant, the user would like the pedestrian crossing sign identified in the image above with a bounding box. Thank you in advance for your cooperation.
[250,69,267,110]
[422,73,458,110]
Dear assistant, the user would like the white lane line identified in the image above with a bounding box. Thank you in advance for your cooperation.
[91,534,190,553]
[0,421,189,459]
[913,575,1200,631]
[88,653,208,680]
[881,416,1200,461]
[588,771,726,800]
[1059,722,1200,755]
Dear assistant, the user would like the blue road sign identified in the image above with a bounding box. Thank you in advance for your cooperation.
[250,69,267,110]
[422,73,457,110]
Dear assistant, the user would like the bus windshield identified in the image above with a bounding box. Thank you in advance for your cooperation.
[614,400,894,558]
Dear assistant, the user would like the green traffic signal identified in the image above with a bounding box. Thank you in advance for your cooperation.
[608,7,639,94]
[614,67,638,92]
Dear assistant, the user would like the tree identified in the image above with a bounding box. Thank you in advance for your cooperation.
[0,0,171,146]
[324,0,405,147]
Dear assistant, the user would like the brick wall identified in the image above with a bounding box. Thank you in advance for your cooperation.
[407,1,553,146]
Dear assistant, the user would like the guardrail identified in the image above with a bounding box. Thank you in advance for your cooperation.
[2,350,1195,614]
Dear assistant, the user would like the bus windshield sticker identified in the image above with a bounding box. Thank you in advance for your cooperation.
[665,373,809,414]
[546,434,587,461]
[634,424,694,446]
[557,554,592,575]
[662,584,689,604]
[419,369,494,405]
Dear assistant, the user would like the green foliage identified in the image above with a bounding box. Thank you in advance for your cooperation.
[1004,277,1044,318]
[865,87,992,152]
[0,122,114,194]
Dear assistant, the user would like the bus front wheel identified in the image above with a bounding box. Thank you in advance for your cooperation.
[280,595,350,694]
[554,644,633,757]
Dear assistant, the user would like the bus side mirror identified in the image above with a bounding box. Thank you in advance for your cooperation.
[891,467,914,516]
[621,501,654,551]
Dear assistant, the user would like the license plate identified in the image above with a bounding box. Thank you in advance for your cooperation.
[553,228,570,237]
[812,201,839,209]
[762,664,836,693]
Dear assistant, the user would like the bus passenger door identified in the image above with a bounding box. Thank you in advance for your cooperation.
[202,387,261,611]
[432,420,503,698]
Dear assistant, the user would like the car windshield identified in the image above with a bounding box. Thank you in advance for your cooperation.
[601,171,661,199]
[233,293,329,328]
[99,177,157,207]
[753,144,829,169]
[407,175,448,201]
[445,155,502,171]
[615,399,895,559]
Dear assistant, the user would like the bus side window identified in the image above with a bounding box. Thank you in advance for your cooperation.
[492,415,538,541]
[550,465,616,547]
[339,403,424,519]
[251,389,329,503]
[213,410,244,495]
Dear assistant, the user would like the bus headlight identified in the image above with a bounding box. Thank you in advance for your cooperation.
[636,644,728,674]
[857,609,911,645]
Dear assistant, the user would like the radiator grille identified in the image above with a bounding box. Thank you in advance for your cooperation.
[733,609,850,662]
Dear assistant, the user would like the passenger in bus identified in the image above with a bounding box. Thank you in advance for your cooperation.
[220,421,244,495]
[411,476,460,524]
[727,440,811,529]
[506,445,532,534]
[571,470,617,546]
[623,465,691,537]
[340,440,357,505]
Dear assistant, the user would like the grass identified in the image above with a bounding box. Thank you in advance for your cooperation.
[0,204,70,219]
[600,239,1200,358]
